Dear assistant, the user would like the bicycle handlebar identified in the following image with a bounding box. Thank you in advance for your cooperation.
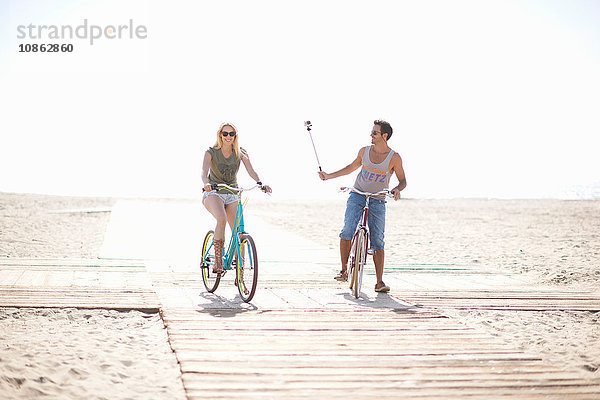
[207,183,265,193]
[340,186,394,198]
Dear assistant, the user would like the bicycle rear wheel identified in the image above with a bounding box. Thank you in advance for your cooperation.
[351,229,367,298]
[235,234,258,302]
[201,230,220,292]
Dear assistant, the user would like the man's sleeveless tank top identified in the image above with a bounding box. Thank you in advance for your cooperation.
[207,147,242,194]
[353,146,395,199]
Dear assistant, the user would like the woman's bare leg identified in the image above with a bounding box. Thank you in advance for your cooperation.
[225,202,238,232]
[203,195,227,240]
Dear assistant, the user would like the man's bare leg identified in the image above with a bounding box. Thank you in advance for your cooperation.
[334,238,353,280]
[340,239,352,271]
[374,250,386,289]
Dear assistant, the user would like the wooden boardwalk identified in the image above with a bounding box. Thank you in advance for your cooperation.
[0,258,159,311]
[2,199,599,399]
[166,310,598,399]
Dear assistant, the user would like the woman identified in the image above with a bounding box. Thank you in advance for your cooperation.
[201,122,271,273]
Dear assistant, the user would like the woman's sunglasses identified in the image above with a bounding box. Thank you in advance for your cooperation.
[221,131,236,137]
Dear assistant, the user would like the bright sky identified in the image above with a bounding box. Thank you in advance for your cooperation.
[1,0,599,200]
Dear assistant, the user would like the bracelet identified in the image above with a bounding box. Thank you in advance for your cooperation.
[256,181,262,186]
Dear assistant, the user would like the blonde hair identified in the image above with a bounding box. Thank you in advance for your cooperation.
[213,122,241,159]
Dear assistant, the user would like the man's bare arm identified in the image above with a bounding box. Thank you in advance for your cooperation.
[390,154,406,200]
[318,148,364,181]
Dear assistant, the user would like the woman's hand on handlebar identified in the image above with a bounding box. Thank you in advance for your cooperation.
[206,183,271,194]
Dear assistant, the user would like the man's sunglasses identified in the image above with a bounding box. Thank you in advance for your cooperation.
[371,130,381,136]
[221,131,236,137]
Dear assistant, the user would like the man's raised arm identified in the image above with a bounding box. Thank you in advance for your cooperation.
[318,149,364,181]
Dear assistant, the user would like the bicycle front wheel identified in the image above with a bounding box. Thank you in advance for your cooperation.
[351,229,367,299]
[235,234,258,302]
[201,230,220,292]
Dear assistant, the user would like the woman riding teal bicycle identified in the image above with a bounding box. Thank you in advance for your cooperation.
[201,122,272,274]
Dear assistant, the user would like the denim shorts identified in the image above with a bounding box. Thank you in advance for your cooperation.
[202,191,239,205]
[339,191,386,251]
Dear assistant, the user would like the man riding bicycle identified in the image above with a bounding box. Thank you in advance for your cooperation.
[318,120,406,292]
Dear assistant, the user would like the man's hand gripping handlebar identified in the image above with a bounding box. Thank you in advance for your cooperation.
[339,186,396,200]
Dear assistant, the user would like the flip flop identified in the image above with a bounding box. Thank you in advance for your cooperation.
[375,282,390,293]
[334,270,348,282]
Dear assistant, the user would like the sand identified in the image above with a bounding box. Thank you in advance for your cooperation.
[1,192,598,398]
[0,308,185,400]
[0,192,114,259]
[0,193,186,400]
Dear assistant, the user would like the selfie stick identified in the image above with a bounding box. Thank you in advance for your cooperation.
[304,121,322,172]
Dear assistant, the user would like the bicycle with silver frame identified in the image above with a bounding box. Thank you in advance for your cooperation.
[339,186,394,298]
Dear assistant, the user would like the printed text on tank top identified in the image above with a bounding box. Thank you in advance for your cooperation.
[353,146,395,197]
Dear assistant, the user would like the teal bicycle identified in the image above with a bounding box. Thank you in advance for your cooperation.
[201,183,262,302]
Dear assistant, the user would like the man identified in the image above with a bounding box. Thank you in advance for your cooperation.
[318,120,406,292]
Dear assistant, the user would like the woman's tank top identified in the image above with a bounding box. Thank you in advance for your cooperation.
[353,146,395,199]
[207,147,242,194]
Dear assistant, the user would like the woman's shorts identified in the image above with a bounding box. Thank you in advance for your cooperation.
[339,191,386,251]
[202,191,239,205]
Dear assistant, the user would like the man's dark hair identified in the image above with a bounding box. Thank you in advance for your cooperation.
[374,120,393,140]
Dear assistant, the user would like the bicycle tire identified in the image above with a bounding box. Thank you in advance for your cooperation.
[235,234,258,302]
[349,245,358,291]
[201,230,220,292]
[348,231,360,291]
[352,229,367,298]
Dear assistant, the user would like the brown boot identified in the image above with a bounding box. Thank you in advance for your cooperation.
[213,239,224,273]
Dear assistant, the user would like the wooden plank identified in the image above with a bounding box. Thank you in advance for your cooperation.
[184,385,600,398]
[178,365,571,376]
[176,352,543,363]
[72,270,101,287]
[0,270,25,285]
[394,299,600,311]
[0,258,146,267]
[24,270,52,286]
[98,271,126,288]
[182,378,598,390]
[184,393,600,400]
[179,359,566,371]
[0,265,147,273]
[0,286,160,311]
[161,313,460,323]
[162,311,446,321]
[170,341,517,352]
[397,290,600,299]
[42,270,75,287]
